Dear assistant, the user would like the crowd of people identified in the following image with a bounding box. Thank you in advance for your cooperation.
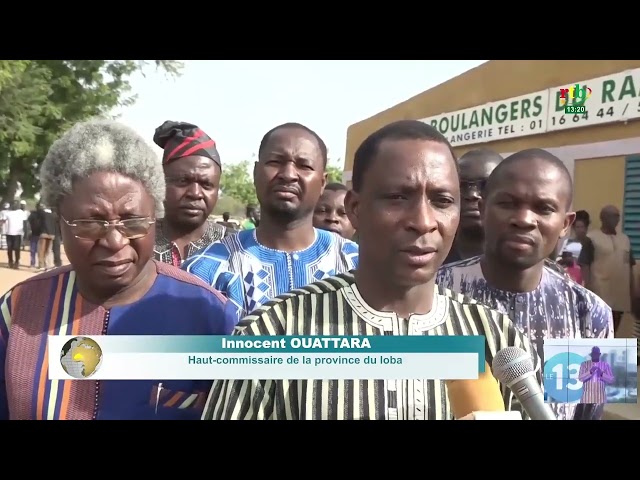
[0,200,63,270]
[0,116,635,420]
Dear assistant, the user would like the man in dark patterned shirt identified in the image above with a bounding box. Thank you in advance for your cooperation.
[152,121,227,267]
[436,148,613,420]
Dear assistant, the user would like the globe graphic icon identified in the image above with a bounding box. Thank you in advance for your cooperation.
[60,337,103,379]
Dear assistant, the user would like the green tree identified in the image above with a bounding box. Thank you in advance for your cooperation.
[219,160,258,207]
[326,158,345,184]
[0,60,184,205]
[0,61,53,192]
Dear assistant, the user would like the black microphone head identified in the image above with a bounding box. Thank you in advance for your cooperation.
[492,347,536,388]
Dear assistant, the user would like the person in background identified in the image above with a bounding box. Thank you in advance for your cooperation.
[549,210,592,281]
[579,205,634,334]
[2,201,24,269]
[546,237,575,278]
[52,208,63,268]
[557,209,590,260]
[547,210,589,275]
[575,210,590,233]
[437,148,613,420]
[202,120,541,420]
[152,121,226,267]
[37,204,56,271]
[545,252,570,277]
[27,203,44,268]
[217,212,237,231]
[0,202,8,250]
[241,204,259,230]
[184,122,359,318]
[19,200,29,250]
[0,119,237,420]
[443,148,503,265]
[312,182,355,239]
[558,251,583,285]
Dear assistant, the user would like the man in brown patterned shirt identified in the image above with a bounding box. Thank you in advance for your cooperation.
[152,121,227,267]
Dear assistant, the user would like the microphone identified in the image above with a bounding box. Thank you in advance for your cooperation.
[492,346,557,421]
[446,361,514,419]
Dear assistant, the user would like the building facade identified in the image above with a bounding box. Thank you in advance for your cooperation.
[344,60,640,258]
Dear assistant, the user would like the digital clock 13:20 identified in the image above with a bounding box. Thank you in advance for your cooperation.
[564,105,586,114]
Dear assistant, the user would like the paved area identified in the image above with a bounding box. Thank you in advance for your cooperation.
[0,247,637,419]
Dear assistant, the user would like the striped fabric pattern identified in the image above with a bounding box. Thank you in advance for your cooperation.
[2,266,105,420]
[203,272,542,420]
[578,360,615,404]
[150,384,208,410]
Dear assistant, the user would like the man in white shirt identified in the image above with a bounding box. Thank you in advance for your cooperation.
[0,203,8,250]
[2,201,25,269]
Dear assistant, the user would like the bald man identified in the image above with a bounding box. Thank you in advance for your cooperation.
[579,205,635,333]
[443,148,503,264]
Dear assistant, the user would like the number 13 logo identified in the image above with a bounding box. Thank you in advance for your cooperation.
[543,352,584,403]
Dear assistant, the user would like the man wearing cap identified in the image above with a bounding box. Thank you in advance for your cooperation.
[152,121,227,267]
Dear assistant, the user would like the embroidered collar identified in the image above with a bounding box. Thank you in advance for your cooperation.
[339,272,448,333]
[154,218,226,259]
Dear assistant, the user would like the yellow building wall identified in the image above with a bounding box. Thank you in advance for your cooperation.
[345,60,640,171]
[573,156,626,229]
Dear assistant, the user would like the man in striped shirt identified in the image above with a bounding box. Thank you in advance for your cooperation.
[202,120,542,420]
[578,347,615,404]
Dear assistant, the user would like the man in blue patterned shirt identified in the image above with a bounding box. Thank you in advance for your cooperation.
[437,148,613,420]
[183,123,359,318]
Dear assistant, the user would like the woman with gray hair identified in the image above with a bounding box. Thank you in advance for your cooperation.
[0,119,238,420]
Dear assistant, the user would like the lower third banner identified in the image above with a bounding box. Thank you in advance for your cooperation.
[47,335,484,381]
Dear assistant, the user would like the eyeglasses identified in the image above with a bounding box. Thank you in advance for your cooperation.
[61,216,156,240]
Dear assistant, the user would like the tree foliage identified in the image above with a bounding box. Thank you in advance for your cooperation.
[326,162,344,184]
[0,60,183,204]
[219,160,259,208]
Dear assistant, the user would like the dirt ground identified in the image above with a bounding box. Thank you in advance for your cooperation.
[0,245,69,295]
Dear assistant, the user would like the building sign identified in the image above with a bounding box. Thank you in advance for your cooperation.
[421,90,549,147]
[547,69,640,132]
[419,67,640,147]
